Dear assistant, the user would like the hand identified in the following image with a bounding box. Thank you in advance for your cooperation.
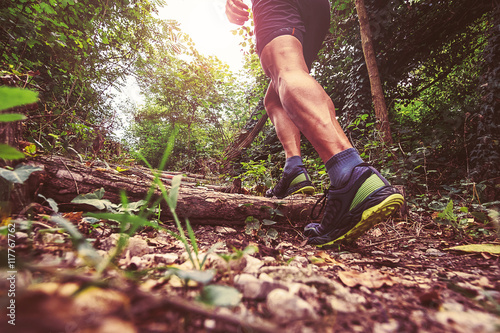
[225,0,249,25]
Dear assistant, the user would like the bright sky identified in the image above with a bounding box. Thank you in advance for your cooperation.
[115,0,250,129]
[158,0,248,71]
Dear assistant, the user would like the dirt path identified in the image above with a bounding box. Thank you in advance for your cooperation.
[0,205,499,332]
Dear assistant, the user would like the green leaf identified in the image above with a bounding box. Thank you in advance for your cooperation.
[87,212,156,229]
[0,87,38,111]
[198,285,242,307]
[168,268,216,284]
[51,215,102,267]
[0,144,25,160]
[71,188,118,211]
[168,174,182,209]
[38,194,59,213]
[266,228,278,239]
[446,244,500,255]
[0,165,41,183]
[0,114,26,122]
[262,219,277,226]
[437,199,457,222]
[245,216,260,230]
[73,187,105,200]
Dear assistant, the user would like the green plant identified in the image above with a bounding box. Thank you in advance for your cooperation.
[0,86,38,160]
[244,215,278,246]
[237,159,273,194]
[218,245,258,283]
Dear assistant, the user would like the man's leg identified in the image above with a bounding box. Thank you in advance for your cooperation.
[264,85,301,159]
[260,34,404,247]
[260,35,352,162]
[264,83,315,198]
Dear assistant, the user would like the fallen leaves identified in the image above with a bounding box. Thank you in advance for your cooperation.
[338,269,396,289]
[446,243,500,255]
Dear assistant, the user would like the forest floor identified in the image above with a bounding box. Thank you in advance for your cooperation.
[1,191,499,333]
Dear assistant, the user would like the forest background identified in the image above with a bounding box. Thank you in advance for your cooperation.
[1,0,499,224]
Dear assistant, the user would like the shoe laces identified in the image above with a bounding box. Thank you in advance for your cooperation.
[310,188,328,219]
[310,162,371,220]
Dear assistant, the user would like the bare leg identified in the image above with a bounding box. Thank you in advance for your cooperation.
[260,35,352,163]
[264,84,301,159]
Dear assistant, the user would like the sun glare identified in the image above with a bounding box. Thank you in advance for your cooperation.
[159,0,246,71]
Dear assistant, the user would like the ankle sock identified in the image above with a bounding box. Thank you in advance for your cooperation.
[283,155,304,174]
[325,148,364,188]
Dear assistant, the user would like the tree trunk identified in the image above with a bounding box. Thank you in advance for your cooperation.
[355,0,393,144]
[222,98,268,173]
[21,155,318,226]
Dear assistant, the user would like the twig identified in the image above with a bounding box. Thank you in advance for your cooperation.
[133,295,279,333]
[362,235,419,248]
[59,157,80,195]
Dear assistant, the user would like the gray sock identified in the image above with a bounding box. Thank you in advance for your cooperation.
[283,155,303,174]
[325,148,364,188]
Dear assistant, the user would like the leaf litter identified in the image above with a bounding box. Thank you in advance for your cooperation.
[1,206,499,333]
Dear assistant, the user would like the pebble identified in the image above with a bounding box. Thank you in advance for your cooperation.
[339,252,362,260]
[243,254,264,274]
[435,304,500,333]
[425,248,447,257]
[288,256,309,268]
[127,235,153,257]
[15,231,28,240]
[143,253,178,265]
[215,226,237,234]
[234,274,287,300]
[266,289,318,322]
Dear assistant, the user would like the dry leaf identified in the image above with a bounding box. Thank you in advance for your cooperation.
[338,269,395,289]
[309,251,346,268]
[446,244,500,255]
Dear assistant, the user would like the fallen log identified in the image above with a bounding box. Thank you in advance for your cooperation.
[22,155,318,226]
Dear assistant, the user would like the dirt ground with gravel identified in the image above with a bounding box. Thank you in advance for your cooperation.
[1,196,499,333]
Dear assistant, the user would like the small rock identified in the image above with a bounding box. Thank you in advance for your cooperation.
[258,272,273,282]
[128,256,150,270]
[435,306,500,333]
[215,226,237,234]
[128,235,153,257]
[234,274,265,299]
[41,233,65,244]
[262,256,276,265]
[339,252,362,260]
[99,233,121,251]
[234,274,287,300]
[15,232,28,241]
[152,253,179,265]
[266,289,318,322]
[425,248,446,257]
[288,256,309,268]
[37,253,61,266]
[373,319,399,333]
[329,296,358,313]
[243,255,264,274]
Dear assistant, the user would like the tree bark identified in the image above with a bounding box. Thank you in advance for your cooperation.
[222,99,268,173]
[355,0,393,144]
[22,155,318,226]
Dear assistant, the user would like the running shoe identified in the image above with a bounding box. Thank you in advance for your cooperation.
[304,163,404,247]
[265,166,315,199]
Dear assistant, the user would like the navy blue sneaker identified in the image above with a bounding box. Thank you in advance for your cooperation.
[265,166,315,199]
[304,163,404,247]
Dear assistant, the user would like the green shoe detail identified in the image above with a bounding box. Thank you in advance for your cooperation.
[315,193,404,247]
[265,166,315,199]
[349,174,386,210]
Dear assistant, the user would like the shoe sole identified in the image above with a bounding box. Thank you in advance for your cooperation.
[315,193,404,248]
[289,185,315,197]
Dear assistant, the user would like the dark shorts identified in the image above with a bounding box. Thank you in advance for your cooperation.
[252,0,331,70]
